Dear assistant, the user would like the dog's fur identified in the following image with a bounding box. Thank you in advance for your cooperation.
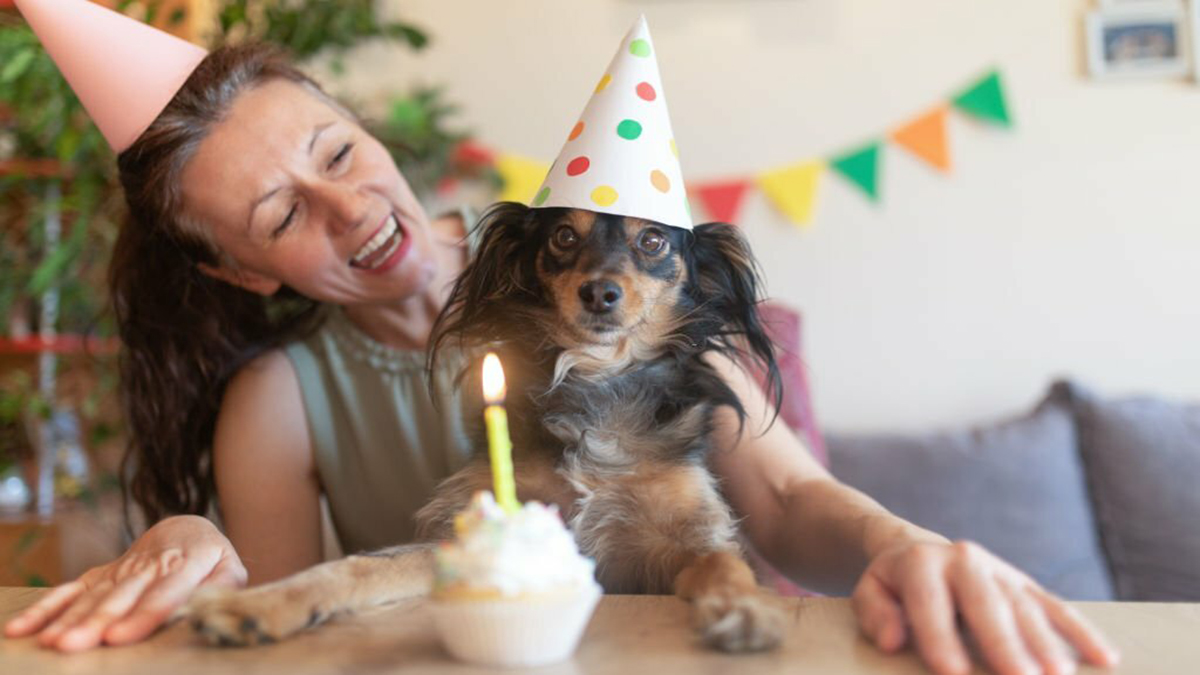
[188,204,788,652]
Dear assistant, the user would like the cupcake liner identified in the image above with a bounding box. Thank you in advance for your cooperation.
[430,582,602,668]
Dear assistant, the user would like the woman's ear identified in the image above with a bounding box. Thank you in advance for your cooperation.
[196,261,283,296]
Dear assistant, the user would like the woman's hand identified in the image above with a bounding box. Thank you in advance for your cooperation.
[853,540,1119,675]
[3,514,246,652]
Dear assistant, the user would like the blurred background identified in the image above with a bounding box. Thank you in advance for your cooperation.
[0,0,1196,600]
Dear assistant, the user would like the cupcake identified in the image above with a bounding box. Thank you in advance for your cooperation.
[430,491,602,667]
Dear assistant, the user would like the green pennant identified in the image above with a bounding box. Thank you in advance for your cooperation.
[952,70,1011,127]
[830,142,882,202]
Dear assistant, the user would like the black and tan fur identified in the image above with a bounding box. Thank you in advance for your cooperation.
[188,203,788,652]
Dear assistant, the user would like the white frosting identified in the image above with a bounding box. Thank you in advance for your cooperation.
[435,492,597,596]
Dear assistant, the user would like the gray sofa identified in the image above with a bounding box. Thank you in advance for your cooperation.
[826,381,1200,601]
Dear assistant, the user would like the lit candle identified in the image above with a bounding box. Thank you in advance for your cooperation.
[482,353,520,514]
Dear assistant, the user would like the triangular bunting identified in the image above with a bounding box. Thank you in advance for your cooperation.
[890,107,951,173]
[758,161,824,227]
[830,142,882,202]
[694,179,752,224]
[952,70,1012,127]
[495,154,550,204]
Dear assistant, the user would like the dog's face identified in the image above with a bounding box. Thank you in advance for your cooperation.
[530,208,689,348]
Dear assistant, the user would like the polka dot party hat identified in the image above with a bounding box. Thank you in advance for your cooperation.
[531,15,693,231]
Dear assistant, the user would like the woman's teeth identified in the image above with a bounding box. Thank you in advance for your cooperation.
[351,214,405,269]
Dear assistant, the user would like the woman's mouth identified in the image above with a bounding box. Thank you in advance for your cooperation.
[350,213,408,272]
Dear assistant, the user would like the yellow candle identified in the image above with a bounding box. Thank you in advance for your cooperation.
[482,353,520,514]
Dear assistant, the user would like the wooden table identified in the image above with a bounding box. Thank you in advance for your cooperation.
[1,587,1197,674]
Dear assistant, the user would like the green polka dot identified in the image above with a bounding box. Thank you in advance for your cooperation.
[591,185,618,207]
[629,39,651,57]
[533,186,551,206]
[617,119,643,140]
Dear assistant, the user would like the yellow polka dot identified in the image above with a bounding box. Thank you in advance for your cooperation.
[595,74,612,93]
[650,170,670,193]
[591,185,618,207]
[670,138,679,158]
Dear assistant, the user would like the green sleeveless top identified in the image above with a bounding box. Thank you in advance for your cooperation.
[283,211,480,554]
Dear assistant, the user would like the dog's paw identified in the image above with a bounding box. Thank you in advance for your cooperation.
[691,590,786,653]
[186,586,330,647]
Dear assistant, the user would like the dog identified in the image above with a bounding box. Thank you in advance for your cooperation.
[188,203,789,652]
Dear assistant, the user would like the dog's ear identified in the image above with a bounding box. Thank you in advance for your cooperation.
[429,202,536,373]
[687,222,783,424]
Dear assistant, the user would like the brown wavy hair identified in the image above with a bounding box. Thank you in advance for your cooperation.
[111,44,330,525]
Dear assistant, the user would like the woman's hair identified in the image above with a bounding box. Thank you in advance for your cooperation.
[111,43,328,526]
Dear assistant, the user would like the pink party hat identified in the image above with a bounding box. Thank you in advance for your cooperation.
[532,16,692,230]
[14,0,208,153]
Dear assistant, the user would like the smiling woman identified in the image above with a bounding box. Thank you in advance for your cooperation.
[111,42,472,558]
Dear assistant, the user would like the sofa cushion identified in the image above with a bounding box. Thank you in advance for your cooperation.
[1058,381,1200,601]
[749,302,828,465]
[826,387,1115,600]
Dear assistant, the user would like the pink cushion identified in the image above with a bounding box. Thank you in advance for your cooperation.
[748,302,827,466]
[743,302,826,596]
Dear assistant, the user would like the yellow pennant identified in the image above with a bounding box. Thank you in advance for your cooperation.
[758,161,825,227]
[495,154,551,204]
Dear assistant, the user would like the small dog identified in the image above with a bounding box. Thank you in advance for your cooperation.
[189,203,788,652]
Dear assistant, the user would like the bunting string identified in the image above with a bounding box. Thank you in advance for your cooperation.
[472,69,1011,228]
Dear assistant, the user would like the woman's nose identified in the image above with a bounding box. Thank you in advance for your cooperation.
[313,180,369,234]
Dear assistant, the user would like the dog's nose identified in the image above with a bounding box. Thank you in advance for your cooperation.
[578,280,623,314]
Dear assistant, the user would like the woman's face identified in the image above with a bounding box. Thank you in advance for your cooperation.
[181,79,438,304]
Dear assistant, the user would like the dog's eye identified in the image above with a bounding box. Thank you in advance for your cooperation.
[553,226,579,249]
[638,230,666,254]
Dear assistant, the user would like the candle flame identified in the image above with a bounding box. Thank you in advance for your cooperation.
[482,353,506,404]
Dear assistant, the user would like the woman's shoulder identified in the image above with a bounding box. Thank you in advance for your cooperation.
[213,348,313,474]
[220,350,306,432]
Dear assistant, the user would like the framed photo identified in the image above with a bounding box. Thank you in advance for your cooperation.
[1087,3,1190,80]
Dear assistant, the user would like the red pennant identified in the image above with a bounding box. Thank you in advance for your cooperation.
[694,179,752,224]
[453,140,496,167]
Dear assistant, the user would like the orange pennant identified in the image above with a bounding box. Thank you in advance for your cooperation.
[890,107,951,173]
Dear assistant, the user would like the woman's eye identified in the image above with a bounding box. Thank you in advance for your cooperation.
[328,143,353,169]
[638,230,665,253]
[272,204,298,239]
[553,225,579,249]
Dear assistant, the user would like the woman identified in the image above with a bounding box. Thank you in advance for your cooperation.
[3,44,1116,675]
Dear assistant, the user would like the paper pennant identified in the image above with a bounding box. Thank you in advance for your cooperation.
[758,161,824,227]
[830,142,882,202]
[475,66,1013,229]
[952,70,1011,128]
[694,179,752,224]
[891,107,951,173]
[495,154,550,204]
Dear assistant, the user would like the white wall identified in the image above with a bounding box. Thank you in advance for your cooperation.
[335,0,1200,432]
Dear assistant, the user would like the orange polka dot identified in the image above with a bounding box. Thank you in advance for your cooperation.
[650,170,670,193]
[568,121,585,141]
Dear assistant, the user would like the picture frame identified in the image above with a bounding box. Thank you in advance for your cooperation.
[1086,2,1190,80]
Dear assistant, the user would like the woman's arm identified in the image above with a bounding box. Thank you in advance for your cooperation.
[706,353,1118,675]
[705,354,944,593]
[3,349,322,652]
[212,349,324,585]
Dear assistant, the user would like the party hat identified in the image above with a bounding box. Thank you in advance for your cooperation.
[14,0,208,153]
[531,16,692,230]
